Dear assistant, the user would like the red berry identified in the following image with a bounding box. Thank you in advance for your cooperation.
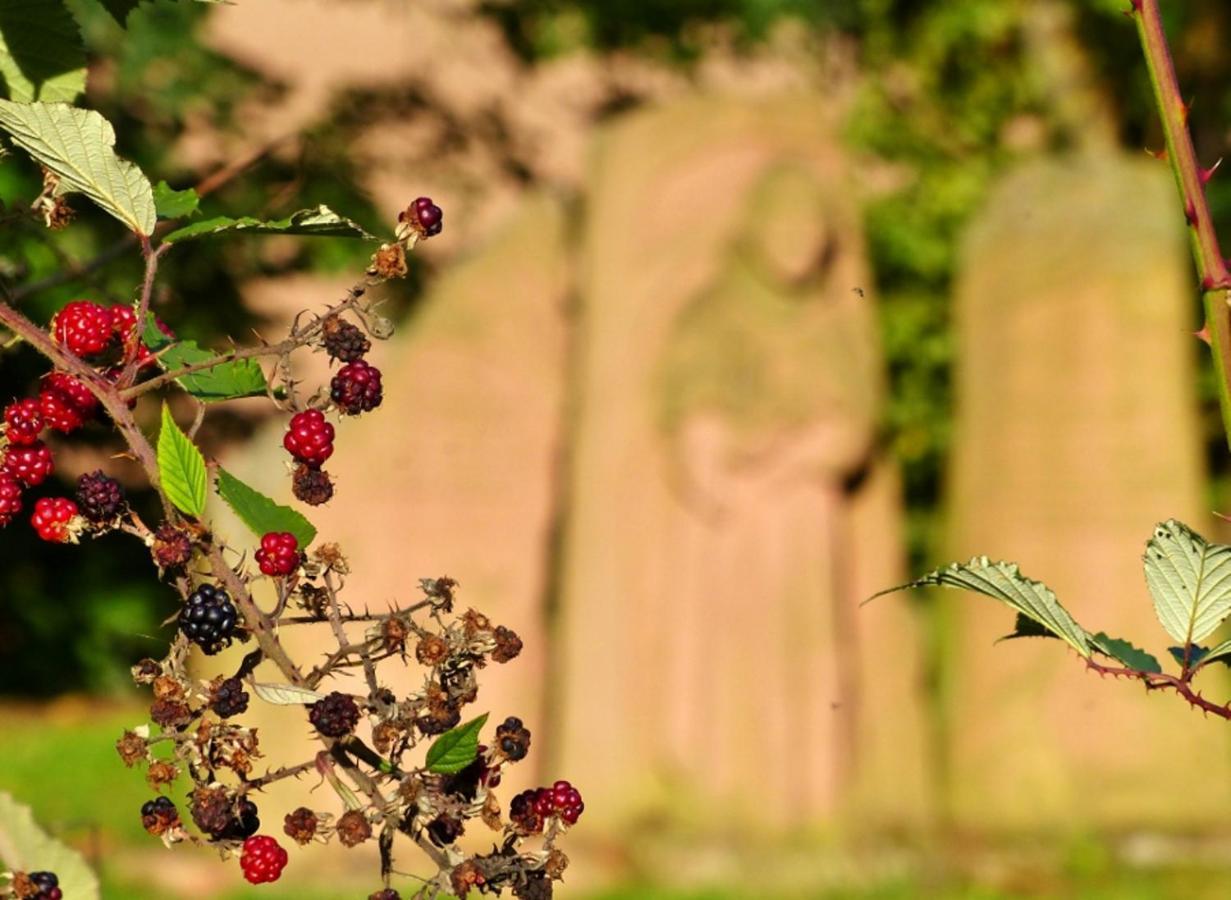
[4,398,44,445]
[3,441,54,486]
[283,410,334,466]
[31,497,78,543]
[52,300,114,358]
[110,304,173,368]
[0,471,22,527]
[239,835,288,885]
[40,373,98,433]
[402,196,443,238]
[255,532,301,577]
[330,360,382,416]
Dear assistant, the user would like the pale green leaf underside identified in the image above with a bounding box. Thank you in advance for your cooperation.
[251,683,324,706]
[1143,519,1231,644]
[0,791,99,899]
[164,205,376,242]
[1196,637,1231,670]
[0,0,86,103]
[157,404,207,518]
[0,101,154,234]
[870,556,1090,657]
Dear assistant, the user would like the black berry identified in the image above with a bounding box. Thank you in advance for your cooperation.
[178,584,238,655]
[426,814,463,846]
[402,196,443,238]
[141,796,179,836]
[322,317,371,362]
[309,691,361,737]
[76,470,125,522]
[211,676,249,718]
[495,716,531,761]
[331,359,383,416]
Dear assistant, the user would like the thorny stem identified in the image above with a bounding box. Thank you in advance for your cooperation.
[1086,655,1231,719]
[1131,0,1231,449]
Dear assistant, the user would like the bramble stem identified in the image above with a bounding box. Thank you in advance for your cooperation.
[1086,656,1231,718]
[1131,0,1231,449]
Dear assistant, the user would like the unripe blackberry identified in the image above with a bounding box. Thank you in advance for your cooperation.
[492,625,523,663]
[330,359,383,415]
[0,471,20,528]
[52,300,114,358]
[336,809,372,847]
[495,716,531,762]
[370,891,402,900]
[256,531,301,576]
[292,463,334,505]
[551,780,584,825]
[426,814,464,846]
[322,317,371,362]
[401,196,443,238]
[30,497,78,543]
[283,409,334,466]
[152,522,194,570]
[40,372,98,433]
[210,676,249,718]
[509,789,546,835]
[76,470,125,522]
[110,304,173,369]
[3,441,54,487]
[4,398,44,445]
[283,807,318,845]
[308,691,361,737]
[141,796,180,836]
[240,835,288,884]
[178,584,238,655]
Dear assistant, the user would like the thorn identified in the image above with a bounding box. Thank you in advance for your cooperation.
[1195,325,1211,345]
[1201,158,1224,185]
[1146,146,1168,161]
[1186,199,1198,226]
[1182,97,1193,126]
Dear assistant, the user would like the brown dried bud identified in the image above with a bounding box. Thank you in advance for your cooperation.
[298,583,330,618]
[11,872,38,899]
[313,542,349,574]
[382,616,410,653]
[141,797,181,837]
[43,196,75,231]
[481,792,502,831]
[283,807,319,845]
[450,859,486,897]
[116,730,149,767]
[131,658,161,685]
[461,608,491,639]
[146,760,179,789]
[150,697,193,729]
[423,576,457,611]
[371,242,409,279]
[336,809,372,847]
[415,634,449,667]
[416,704,461,736]
[492,626,523,663]
[544,849,570,879]
[292,464,334,506]
[372,720,402,755]
[190,786,233,837]
[152,675,185,701]
[514,871,553,900]
[152,522,194,570]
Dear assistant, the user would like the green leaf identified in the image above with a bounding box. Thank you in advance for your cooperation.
[163,205,377,242]
[0,0,86,103]
[1195,638,1231,669]
[0,791,99,899]
[0,101,154,234]
[1143,519,1231,645]
[153,180,199,219]
[425,713,488,775]
[156,404,207,518]
[215,467,316,547]
[870,556,1090,657]
[1090,632,1162,674]
[98,0,234,25]
[997,612,1059,643]
[142,315,267,402]
[1167,644,1211,668]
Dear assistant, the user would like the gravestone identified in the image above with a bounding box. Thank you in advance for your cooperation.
[551,96,929,835]
[944,152,1231,828]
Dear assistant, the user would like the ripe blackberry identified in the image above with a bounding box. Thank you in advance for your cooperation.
[508,789,546,835]
[76,470,125,522]
[283,409,335,466]
[240,835,288,884]
[336,809,372,847]
[330,359,383,415]
[152,522,194,569]
[40,373,98,433]
[322,317,371,362]
[309,691,360,737]
[27,871,62,900]
[178,584,238,655]
[401,196,443,238]
[0,471,20,528]
[217,799,261,841]
[256,531,301,576]
[495,716,531,762]
[30,497,78,543]
[211,676,249,718]
[283,807,318,845]
[141,796,180,836]
[492,625,523,663]
[4,398,44,445]
[3,441,54,487]
[52,300,114,358]
[426,814,464,846]
[292,463,334,505]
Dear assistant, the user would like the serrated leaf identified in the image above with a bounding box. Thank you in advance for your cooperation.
[1143,519,1231,645]
[153,180,199,219]
[425,713,488,774]
[1091,632,1162,674]
[215,467,316,547]
[0,791,99,899]
[163,205,377,242]
[997,612,1059,643]
[0,0,86,103]
[0,101,154,234]
[98,0,234,25]
[870,556,1090,657]
[1167,644,1211,668]
[156,404,207,517]
[142,315,267,402]
[251,683,325,706]
[1195,638,1231,669]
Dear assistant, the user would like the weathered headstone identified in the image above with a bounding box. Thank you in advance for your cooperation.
[944,152,1231,828]
[551,96,929,834]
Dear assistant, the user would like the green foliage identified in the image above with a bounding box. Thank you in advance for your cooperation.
[1142,519,1231,645]
[152,179,199,219]
[1091,633,1162,674]
[0,791,98,899]
[0,0,86,103]
[156,404,207,518]
[425,713,489,774]
[215,467,317,547]
[142,315,268,401]
[164,205,378,242]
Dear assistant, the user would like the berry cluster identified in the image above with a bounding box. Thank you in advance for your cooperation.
[50,299,171,366]
[255,531,301,576]
[240,835,288,885]
[178,584,238,655]
[509,781,585,834]
[13,871,62,900]
[309,691,361,737]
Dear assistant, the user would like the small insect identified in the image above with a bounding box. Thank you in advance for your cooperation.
[851,287,865,297]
